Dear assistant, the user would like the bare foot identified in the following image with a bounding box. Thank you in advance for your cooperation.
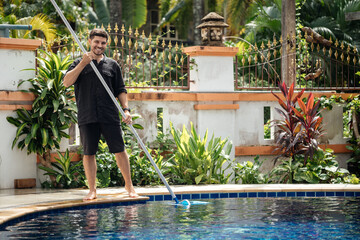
[83,190,97,201]
[125,185,139,198]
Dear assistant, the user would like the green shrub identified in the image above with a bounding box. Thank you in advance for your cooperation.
[168,122,233,185]
[39,149,85,188]
[233,155,268,184]
[270,148,358,184]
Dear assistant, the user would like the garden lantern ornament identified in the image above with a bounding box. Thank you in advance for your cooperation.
[196,12,229,46]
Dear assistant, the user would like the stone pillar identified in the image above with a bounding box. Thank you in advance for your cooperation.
[183,46,238,92]
[183,46,238,166]
[0,37,41,189]
[281,0,296,86]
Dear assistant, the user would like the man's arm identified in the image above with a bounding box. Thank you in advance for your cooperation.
[63,53,93,87]
[118,92,132,124]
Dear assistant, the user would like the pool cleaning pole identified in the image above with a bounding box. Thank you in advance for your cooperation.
[50,0,180,204]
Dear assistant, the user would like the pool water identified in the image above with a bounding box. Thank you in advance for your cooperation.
[1,197,360,239]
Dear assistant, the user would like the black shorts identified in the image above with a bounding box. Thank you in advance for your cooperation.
[79,123,125,155]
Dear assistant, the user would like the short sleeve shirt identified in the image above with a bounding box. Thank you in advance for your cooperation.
[66,55,127,126]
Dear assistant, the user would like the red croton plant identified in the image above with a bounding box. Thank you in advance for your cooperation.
[272,82,324,164]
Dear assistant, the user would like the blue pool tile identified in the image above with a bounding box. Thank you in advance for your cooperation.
[164,195,172,201]
[258,192,266,198]
[239,192,247,198]
[148,195,155,201]
[325,192,335,197]
[335,192,345,197]
[355,192,360,197]
[345,192,355,197]
[248,192,257,198]
[220,193,229,198]
[316,192,325,197]
[191,194,200,199]
[277,192,286,197]
[229,193,238,198]
[175,194,182,200]
[201,193,210,199]
[210,193,220,199]
[155,195,164,201]
[286,192,296,197]
[306,192,315,197]
[267,192,276,197]
[296,192,306,197]
[182,194,191,200]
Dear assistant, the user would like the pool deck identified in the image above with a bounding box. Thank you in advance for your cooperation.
[1,184,360,225]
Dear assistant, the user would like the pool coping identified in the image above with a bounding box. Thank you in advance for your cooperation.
[1,184,360,227]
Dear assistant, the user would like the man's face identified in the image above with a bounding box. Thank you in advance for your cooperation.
[88,36,108,56]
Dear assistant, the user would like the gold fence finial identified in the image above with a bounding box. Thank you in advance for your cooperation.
[267,39,271,49]
[107,23,111,33]
[156,36,160,45]
[114,23,119,33]
[340,41,344,50]
[141,30,145,39]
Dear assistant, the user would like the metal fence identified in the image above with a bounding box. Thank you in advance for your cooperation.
[44,25,360,92]
[234,28,360,91]
[46,24,190,90]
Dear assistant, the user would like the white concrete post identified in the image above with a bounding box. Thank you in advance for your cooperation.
[0,38,41,189]
[183,46,238,171]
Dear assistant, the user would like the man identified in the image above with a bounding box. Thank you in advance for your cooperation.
[64,28,138,200]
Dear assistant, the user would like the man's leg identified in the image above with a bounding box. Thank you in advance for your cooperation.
[115,151,138,197]
[83,155,97,200]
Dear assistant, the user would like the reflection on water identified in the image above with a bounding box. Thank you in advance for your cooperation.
[1,197,360,239]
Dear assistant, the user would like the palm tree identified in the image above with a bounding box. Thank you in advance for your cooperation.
[89,0,147,29]
[299,0,360,49]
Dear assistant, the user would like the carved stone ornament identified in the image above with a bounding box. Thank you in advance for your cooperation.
[196,12,229,46]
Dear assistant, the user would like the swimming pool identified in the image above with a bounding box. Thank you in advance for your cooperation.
[1,197,360,239]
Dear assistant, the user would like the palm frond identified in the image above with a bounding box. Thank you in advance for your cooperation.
[122,0,147,29]
[16,14,56,42]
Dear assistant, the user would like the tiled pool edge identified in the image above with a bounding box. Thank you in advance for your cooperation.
[147,191,360,201]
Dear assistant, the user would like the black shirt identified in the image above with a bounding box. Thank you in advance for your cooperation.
[66,55,127,126]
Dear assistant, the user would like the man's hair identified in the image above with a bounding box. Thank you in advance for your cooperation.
[89,28,109,41]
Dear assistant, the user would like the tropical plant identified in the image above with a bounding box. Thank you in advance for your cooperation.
[269,157,302,183]
[6,50,77,181]
[127,144,166,186]
[294,148,353,184]
[233,155,268,184]
[168,122,233,185]
[299,0,360,49]
[88,0,147,29]
[95,140,120,188]
[39,149,85,188]
[11,13,56,42]
[292,92,324,162]
[271,82,305,163]
[3,0,90,36]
